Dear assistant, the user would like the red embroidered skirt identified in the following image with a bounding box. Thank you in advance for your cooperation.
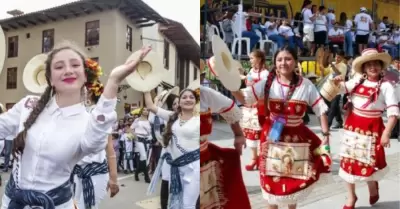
[258,119,330,203]
[200,142,251,209]
[339,111,387,182]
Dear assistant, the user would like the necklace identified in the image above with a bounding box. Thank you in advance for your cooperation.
[179,118,188,126]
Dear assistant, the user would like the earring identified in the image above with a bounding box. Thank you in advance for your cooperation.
[362,73,367,79]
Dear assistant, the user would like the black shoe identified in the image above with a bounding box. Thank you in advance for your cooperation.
[135,174,139,181]
[124,170,128,174]
[332,124,343,129]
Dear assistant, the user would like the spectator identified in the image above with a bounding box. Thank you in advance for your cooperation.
[378,16,389,31]
[301,0,317,55]
[326,8,336,31]
[340,12,354,56]
[328,22,345,53]
[381,30,400,58]
[354,7,374,54]
[234,5,260,51]
[278,18,296,48]
[264,16,285,48]
[314,6,328,51]
[221,10,234,49]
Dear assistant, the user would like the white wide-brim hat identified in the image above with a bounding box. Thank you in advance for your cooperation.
[187,78,200,90]
[125,50,164,92]
[0,27,6,76]
[210,35,241,91]
[158,86,179,106]
[207,56,242,77]
[352,48,391,74]
[23,54,48,94]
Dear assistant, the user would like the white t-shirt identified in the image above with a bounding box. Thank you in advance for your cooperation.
[278,25,294,37]
[234,11,248,32]
[328,28,344,36]
[314,14,327,32]
[354,13,373,35]
[378,22,386,31]
[264,21,278,36]
[369,33,376,43]
[393,35,400,45]
[344,19,353,33]
[326,12,336,29]
[302,8,314,28]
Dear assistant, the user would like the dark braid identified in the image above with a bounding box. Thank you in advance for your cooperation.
[263,68,277,115]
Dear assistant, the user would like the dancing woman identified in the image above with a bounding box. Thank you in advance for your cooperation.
[0,45,151,209]
[331,49,399,209]
[147,90,179,209]
[131,108,151,183]
[231,46,331,209]
[145,89,199,209]
[72,79,120,209]
[239,50,269,171]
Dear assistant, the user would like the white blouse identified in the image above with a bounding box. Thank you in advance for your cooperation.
[156,108,199,160]
[131,118,151,137]
[242,77,328,116]
[341,79,400,117]
[0,95,117,194]
[200,86,242,124]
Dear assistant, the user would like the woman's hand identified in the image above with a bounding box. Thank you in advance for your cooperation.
[380,131,391,148]
[332,75,343,85]
[107,179,120,198]
[234,135,246,155]
[108,46,152,84]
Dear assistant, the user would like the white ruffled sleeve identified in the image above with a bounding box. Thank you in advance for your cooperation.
[200,86,242,124]
[308,82,328,116]
[241,79,266,105]
[382,82,399,117]
[0,96,31,139]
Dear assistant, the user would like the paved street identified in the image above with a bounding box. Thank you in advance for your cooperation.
[210,115,400,209]
[0,172,160,209]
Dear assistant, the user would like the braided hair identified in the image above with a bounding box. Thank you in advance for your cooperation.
[263,46,300,115]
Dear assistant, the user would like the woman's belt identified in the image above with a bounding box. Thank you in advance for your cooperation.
[353,108,382,118]
[5,175,73,209]
[147,149,200,209]
[71,160,109,209]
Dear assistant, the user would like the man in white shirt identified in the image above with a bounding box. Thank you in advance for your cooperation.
[328,22,345,53]
[326,8,336,31]
[354,7,374,54]
[378,16,388,31]
[381,31,400,58]
[264,17,285,48]
[233,6,260,51]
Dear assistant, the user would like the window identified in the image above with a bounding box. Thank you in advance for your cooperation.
[185,60,190,87]
[85,20,100,46]
[42,29,55,53]
[6,103,15,110]
[6,67,17,89]
[163,40,170,69]
[194,68,198,80]
[126,26,132,52]
[7,36,18,58]
[91,57,99,63]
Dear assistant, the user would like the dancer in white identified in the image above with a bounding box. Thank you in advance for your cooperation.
[145,88,200,209]
[0,44,152,209]
[121,124,135,173]
[72,83,119,209]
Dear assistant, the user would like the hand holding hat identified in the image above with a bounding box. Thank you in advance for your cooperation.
[108,46,152,84]
[102,46,151,99]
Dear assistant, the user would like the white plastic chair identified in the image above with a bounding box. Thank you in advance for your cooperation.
[231,22,251,56]
[207,24,220,41]
[255,29,277,56]
[218,21,227,42]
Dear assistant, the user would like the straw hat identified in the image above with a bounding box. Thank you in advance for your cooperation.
[210,35,241,91]
[352,48,391,74]
[23,54,48,94]
[125,50,164,92]
[158,86,179,106]
[0,27,5,76]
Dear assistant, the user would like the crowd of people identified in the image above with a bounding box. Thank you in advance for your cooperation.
[202,0,400,59]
